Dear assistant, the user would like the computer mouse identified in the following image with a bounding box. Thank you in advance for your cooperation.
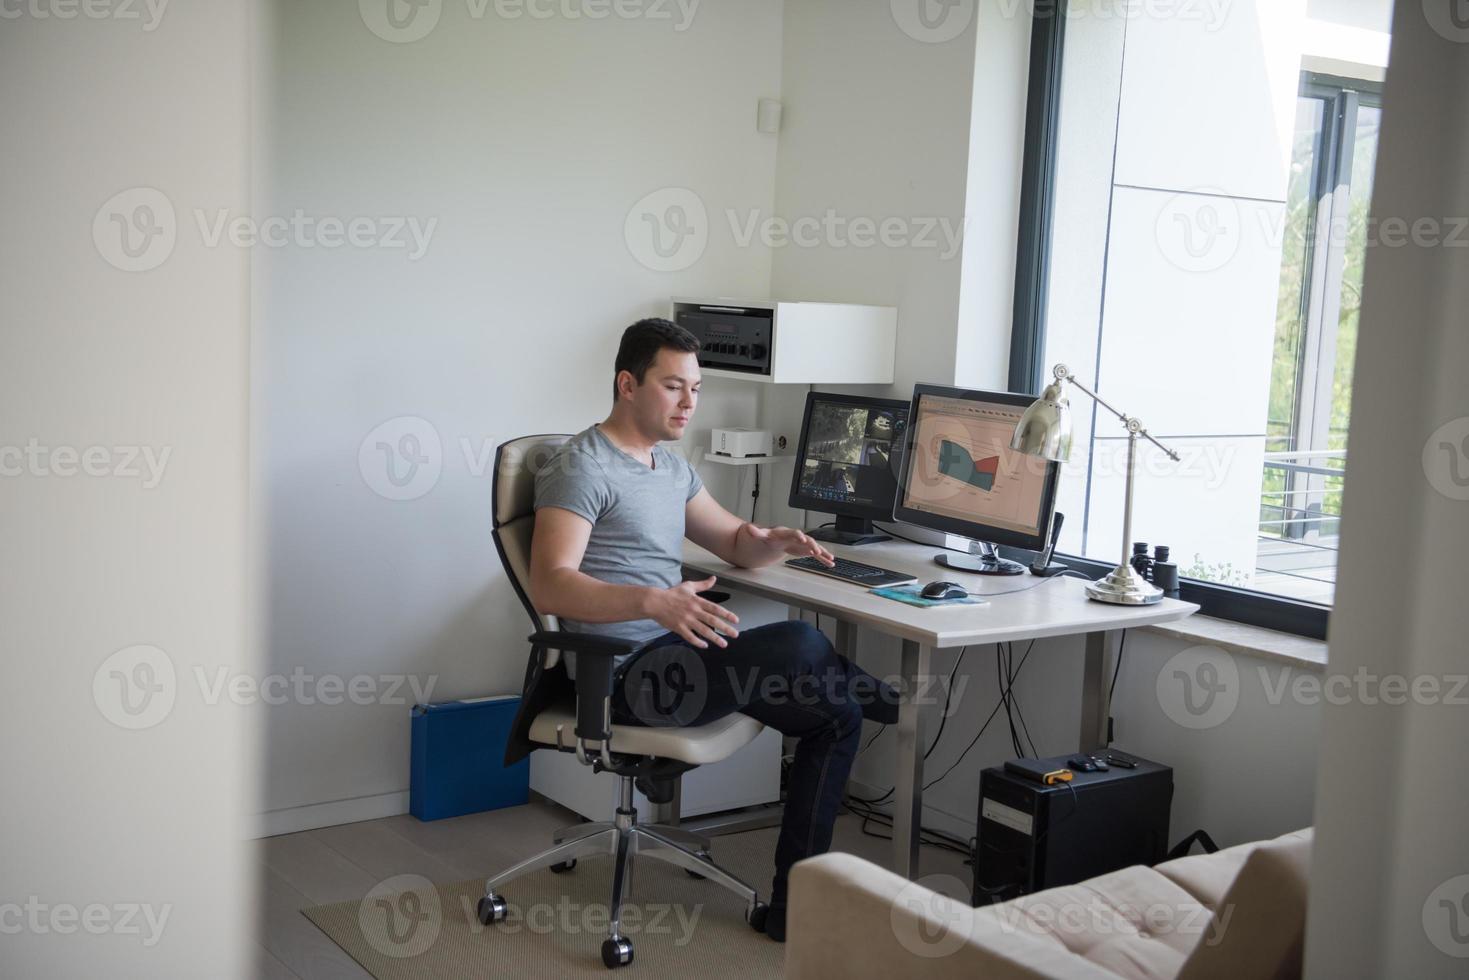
[920,580,968,600]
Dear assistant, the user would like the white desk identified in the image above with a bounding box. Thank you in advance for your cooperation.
[682,537,1198,879]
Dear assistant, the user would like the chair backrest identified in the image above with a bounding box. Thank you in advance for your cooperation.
[492,434,572,669]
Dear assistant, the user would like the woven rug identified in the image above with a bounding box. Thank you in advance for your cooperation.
[302,824,789,978]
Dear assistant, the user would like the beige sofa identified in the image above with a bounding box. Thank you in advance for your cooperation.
[787,828,1312,980]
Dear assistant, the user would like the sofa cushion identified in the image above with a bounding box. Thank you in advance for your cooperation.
[1155,829,1312,911]
[979,865,1211,980]
[1174,830,1313,980]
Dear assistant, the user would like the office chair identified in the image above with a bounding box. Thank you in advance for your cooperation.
[482,434,770,969]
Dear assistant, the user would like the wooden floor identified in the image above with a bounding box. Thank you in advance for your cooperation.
[253,798,972,979]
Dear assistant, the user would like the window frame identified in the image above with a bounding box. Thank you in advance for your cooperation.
[1005,10,1379,641]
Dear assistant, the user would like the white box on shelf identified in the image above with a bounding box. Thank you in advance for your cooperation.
[672,297,897,385]
[711,427,773,458]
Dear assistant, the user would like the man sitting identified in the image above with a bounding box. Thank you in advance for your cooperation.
[530,317,900,942]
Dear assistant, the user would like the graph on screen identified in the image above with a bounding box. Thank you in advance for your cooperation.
[937,440,1000,492]
[902,394,1051,537]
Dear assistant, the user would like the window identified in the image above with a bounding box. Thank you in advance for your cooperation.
[1261,76,1380,605]
[1010,2,1392,637]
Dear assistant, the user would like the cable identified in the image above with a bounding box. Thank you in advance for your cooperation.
[922,639,1038,792]
[924,646,966,761]
[854,639,1038,805]
[841,797,973,857]
[849,645,967,802]
[751,466,760,522]
[858,724,886,755]
[1109,629,1128,703]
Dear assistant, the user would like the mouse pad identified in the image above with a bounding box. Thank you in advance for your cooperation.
[869,585,988,608]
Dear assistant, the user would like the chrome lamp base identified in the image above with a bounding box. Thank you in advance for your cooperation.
[1086,563,1164,605]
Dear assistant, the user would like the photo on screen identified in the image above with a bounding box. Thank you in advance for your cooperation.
[806,403,867,464]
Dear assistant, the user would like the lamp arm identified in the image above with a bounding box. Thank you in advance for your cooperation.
[1052,366,1182,463]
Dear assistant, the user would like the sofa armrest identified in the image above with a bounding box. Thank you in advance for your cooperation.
[785,853,1116,980]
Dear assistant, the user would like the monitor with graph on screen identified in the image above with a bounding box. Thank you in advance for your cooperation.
[893,384,1060,573]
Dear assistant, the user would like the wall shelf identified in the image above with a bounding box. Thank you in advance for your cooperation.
[703,452,791,467]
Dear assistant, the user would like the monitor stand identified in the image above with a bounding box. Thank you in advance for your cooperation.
[934,539,1025,576]
[807,515,891,546]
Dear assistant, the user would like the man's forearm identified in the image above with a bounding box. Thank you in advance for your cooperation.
[534,568,653,624]
[729,521,783,568]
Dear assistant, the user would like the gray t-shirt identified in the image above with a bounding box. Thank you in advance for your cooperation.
[533,425,704,679]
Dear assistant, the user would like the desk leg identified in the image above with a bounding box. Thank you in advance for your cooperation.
[833,618,856,660]
[893,639,931,880]
[1079,631,1112,752]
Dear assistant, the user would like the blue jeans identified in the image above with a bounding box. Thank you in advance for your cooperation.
[610,620,901,907]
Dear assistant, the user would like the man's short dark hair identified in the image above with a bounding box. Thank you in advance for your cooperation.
[612,317,700,400]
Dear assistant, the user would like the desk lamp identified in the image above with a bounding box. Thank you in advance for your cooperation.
[1010,364,1181,605]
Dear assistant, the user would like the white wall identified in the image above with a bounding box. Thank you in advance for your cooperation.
[1,2,257,976]
[1305,4,1469,975]
[256,0,786,827]
[254,0,1333,865]
[757,0,1325,856]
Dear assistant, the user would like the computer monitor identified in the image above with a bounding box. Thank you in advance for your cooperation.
[893,384,1061,575]
[788,392,910,546]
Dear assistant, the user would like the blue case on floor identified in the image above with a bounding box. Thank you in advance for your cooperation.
[410,695,529,821]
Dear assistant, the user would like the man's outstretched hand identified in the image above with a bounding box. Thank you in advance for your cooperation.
[742,524,836,567]
[645,576,740,649]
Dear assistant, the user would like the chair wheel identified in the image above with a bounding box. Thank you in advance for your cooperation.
[746,900,769,932]
[550,859,577,873]
[477,894,508,925]
[684,850,711,879]
[601,935,634,968]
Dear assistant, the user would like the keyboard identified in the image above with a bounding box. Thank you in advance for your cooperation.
[785,555,918,588]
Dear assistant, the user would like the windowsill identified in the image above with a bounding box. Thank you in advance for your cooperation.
[1143,615,1328,671]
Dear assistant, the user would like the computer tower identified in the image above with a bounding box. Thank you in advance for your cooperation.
[972,752,1172,906]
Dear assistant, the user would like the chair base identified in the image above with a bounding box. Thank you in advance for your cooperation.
[479,775,767,968]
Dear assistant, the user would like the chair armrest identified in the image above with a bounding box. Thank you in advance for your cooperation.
[527,630,644,743]
[527,630,643,659]
[785,853,1113,980]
